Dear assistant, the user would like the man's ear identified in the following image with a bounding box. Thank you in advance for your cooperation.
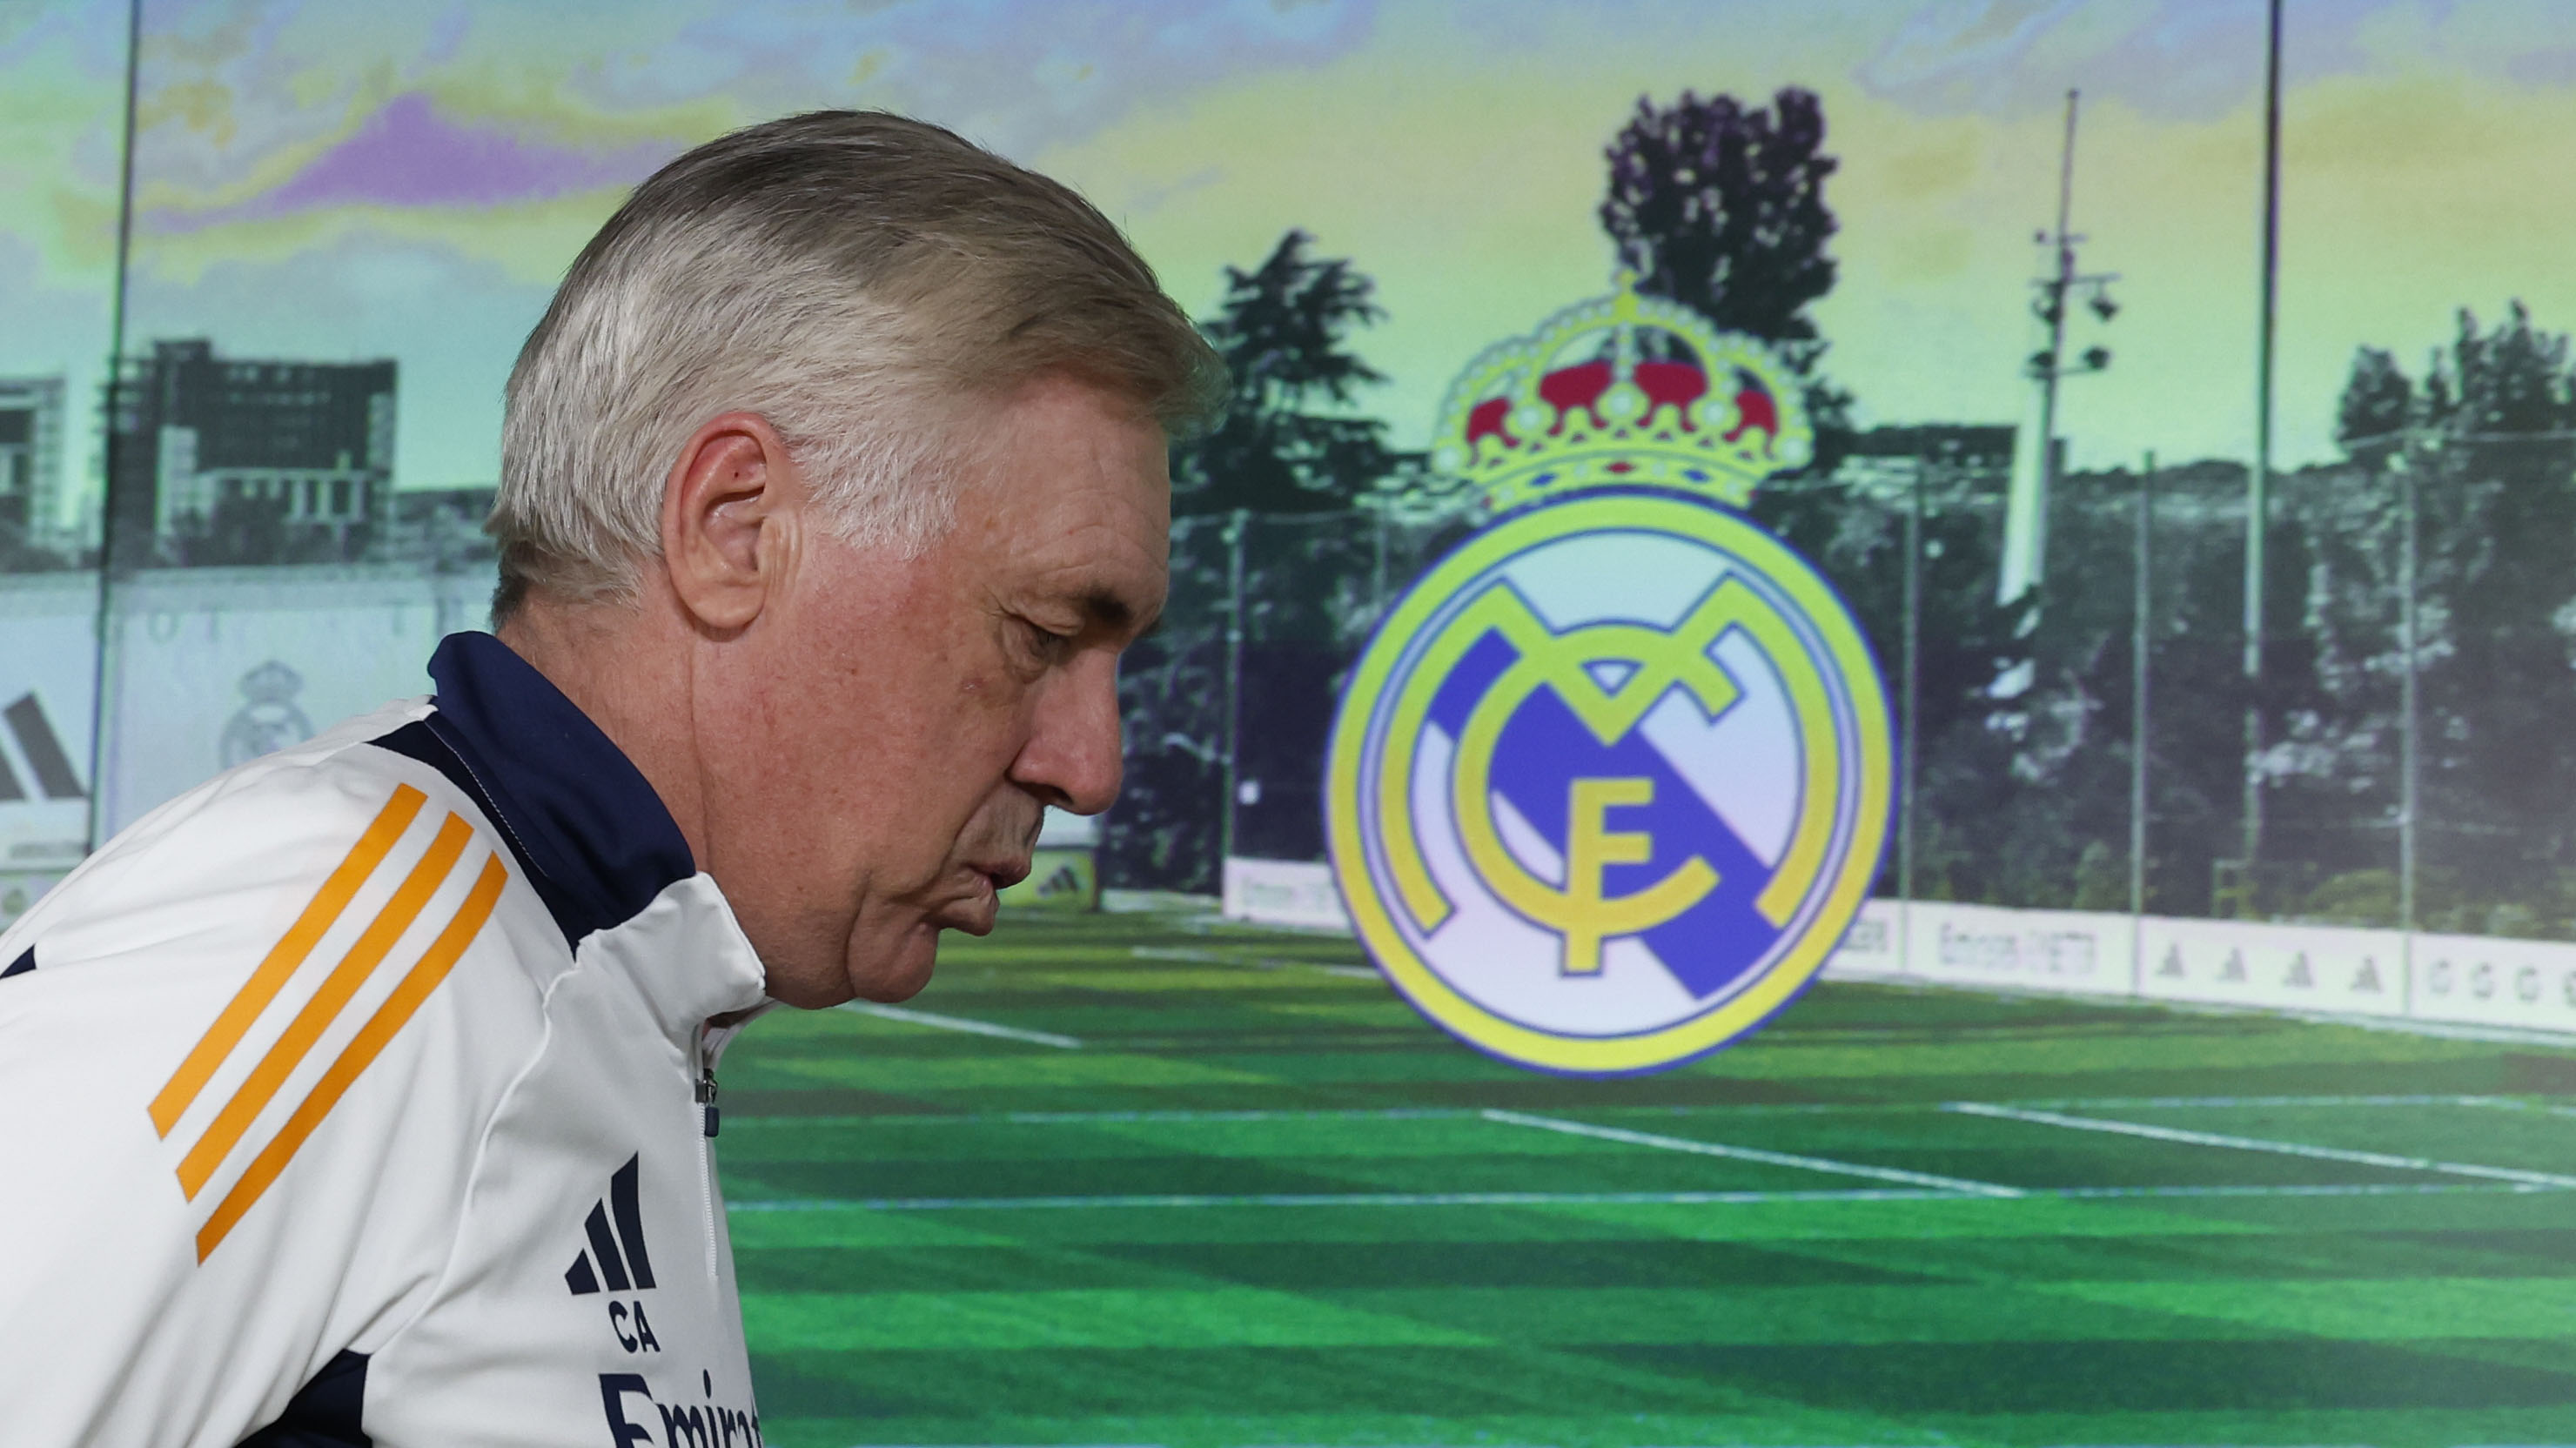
[661,412,801,633]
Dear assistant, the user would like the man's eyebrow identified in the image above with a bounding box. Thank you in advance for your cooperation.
[1077,587,1156,638]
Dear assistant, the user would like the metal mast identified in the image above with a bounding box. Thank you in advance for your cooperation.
[2239,0,2285,911]
[1999,90,2119,605]
[84,0,146,851]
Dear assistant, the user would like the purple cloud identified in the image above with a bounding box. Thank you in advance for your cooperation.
[147,93,679,232]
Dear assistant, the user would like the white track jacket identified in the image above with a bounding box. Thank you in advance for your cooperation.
[0,632,775,1447]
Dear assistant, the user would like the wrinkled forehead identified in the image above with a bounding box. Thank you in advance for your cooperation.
[936,385,1171,614]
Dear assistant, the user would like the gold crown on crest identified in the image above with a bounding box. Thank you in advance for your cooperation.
[1430,272,1814,514]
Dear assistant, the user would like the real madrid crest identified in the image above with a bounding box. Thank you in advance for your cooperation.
[220,660,315,768]
[1326,274,1893,1076]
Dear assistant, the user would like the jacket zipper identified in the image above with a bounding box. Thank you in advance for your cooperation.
[693,1036,721,1284]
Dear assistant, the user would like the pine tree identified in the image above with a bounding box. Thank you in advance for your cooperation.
[2308,303,2576,928]
[2416,304,2576,916]
[2335,346,2413,473]
[1171,230,1402,515]
[1109,231,1408,889]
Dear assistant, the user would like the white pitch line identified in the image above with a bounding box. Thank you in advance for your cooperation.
[735,1187,1955,1212]
[727,1179,2550,1214]
[2052,1181,2564,1200]
[837,1002,1081,1049]
[740,1096,2492,1128]
[1003,1107,1472,1123]
[1855,975,2576,1049]
[1130,945,1231,962]
[1130,944,1380,979]
[2009,1093,2506,1111]
[724,1096,2534,1130]
[1947,1102,2576,1189]
[2456,1096,2576,1121]
[1479,1109,2025,1198]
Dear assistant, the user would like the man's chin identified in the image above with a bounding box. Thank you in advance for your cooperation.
[841,919,947,1003]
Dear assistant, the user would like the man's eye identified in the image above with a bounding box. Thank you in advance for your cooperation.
[1023,620,1079,659]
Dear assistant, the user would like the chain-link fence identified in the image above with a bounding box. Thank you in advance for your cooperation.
[3,416,2571,948]
[1103,506,1462,895]
[1112,437,2576,947]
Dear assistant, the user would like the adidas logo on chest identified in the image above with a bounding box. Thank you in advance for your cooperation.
[563,1152,662,1354]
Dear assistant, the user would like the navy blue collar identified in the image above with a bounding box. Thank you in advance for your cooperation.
[372,632,694,945]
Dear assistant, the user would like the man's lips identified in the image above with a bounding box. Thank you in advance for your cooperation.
[922,861,1024,935]
[975,857,1033,891]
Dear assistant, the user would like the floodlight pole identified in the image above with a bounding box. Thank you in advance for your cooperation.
[2241,0,2284,908]
[2033,90,2078,583]
[2002,90,2117,607]
[84,0,146,852]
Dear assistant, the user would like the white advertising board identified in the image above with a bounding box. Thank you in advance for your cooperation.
[0,573,101,874]
[1902,900,2136,997]
[2407,929,2576,1035]
[1223,856,1352,931]
[1214,857,2576,1038]
[95,566,494,837]
[2137,914,2408,1019]
[1821,896,1904,978]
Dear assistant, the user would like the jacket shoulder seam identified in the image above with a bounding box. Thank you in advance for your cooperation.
[359,957,574,1364]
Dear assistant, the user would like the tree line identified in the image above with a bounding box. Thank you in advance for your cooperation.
[1105,88,2576,942]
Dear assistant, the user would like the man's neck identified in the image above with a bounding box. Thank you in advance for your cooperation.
[496,594,710,866]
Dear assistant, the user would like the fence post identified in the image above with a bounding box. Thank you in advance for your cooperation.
[1218,507,1249,879]
[2131,450,2155,996]
[2131,450,2153,919]
[2398,442,2420,1006]
[1371,499,1390,618]
[1900,461,1922,974]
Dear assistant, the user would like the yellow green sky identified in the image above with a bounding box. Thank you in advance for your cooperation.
[8,0,2576,500]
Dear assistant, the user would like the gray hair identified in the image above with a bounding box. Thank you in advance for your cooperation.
[491,110,1222,619]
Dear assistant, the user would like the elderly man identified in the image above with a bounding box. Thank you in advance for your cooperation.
[0,111,1217,1445]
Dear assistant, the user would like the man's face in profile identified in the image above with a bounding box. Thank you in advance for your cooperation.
[703,374,1170,1007]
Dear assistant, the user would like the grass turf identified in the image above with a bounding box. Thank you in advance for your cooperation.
[714,905,2576,1447]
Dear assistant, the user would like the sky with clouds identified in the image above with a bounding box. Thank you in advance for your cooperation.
[7,0,2576,507]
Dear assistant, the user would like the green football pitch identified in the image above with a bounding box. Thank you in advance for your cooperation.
[714,904,2576,1448]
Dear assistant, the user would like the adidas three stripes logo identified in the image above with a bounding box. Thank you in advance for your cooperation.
[150,783,508,1260]
[0,693,84,802]
[566,1155,656,1296]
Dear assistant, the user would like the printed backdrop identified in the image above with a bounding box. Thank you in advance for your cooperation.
[7,3,2576,1443]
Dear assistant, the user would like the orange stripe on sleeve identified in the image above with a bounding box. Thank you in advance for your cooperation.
[177,813,472,1199]
[196,853,508,1261]
[152,784,428,1136]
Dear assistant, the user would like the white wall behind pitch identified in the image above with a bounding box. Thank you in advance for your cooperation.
[95,566,494,837]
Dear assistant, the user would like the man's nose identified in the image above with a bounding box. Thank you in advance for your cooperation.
[1013,653,1124,814]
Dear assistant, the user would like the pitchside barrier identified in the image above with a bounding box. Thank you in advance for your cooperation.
[1221,855,2576,1037]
